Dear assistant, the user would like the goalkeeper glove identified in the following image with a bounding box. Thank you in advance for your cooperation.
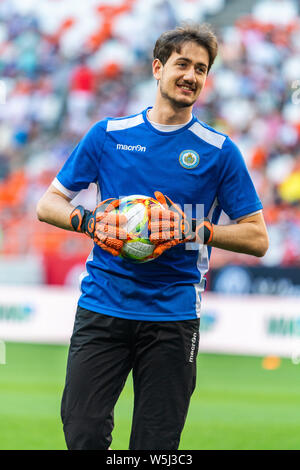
[70,199,128,257]
[149,191,213,256]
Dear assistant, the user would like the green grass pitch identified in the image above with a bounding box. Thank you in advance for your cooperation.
[0,342,300,450]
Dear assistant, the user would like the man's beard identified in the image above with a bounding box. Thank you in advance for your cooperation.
[160,83,197,109]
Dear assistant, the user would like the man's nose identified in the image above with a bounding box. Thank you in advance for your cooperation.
[183,67,196,83]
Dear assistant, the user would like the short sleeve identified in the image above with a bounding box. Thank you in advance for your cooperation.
[55,120,107,192]
[217,137,263,220]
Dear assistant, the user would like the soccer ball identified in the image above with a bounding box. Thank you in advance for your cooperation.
[116,194,162,263]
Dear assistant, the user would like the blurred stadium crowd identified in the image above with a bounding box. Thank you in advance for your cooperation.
[0,0,299,276]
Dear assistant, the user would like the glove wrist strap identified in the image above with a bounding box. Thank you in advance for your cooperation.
[192,218,213,244]
[70,205,93,237]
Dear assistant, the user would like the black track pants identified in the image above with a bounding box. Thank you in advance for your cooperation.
[61,306,200,450]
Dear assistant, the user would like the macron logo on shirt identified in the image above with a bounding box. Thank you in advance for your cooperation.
[116,143,146,153]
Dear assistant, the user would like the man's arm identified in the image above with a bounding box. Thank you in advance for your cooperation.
[36,184,129,257]
[207,212,269,258]
[36,184,75,230]
[149,192,269,258]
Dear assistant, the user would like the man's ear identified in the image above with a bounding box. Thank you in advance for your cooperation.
[152,58,163,81]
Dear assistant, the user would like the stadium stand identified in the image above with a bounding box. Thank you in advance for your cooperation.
[0,0,299,284]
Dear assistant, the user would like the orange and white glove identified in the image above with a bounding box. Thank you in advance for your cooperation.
[149,191,213,257]
[70,199,128,256]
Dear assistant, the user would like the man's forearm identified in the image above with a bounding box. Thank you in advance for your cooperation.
[36,189,75,231]
[207,215,269,257]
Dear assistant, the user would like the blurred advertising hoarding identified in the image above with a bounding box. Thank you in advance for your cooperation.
[207,265,300,296]
[0,285,77,344]
[0,286,300,359]
[200,293,300,359]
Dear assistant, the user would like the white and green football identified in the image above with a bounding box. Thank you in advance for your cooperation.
[116,194,162,263]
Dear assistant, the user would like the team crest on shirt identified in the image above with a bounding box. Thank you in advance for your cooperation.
[179,150,200,169]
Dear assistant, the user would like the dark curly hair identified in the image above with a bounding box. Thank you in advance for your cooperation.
[153,23,218,73]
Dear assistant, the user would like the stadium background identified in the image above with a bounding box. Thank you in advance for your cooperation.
[0,0,300,450]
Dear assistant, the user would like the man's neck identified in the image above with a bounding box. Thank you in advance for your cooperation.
[148,103,193,125]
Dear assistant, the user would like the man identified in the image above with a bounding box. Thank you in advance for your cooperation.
[37,24,269,450]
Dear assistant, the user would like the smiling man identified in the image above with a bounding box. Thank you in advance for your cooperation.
[152,40,209,112]
[37,23,268,451]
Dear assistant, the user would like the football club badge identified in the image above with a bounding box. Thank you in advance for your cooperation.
[179,150,200,169]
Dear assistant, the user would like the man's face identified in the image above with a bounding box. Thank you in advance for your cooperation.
[153,41,209,109]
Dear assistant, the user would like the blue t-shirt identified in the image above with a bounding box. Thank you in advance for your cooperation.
[55,107,262,321]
